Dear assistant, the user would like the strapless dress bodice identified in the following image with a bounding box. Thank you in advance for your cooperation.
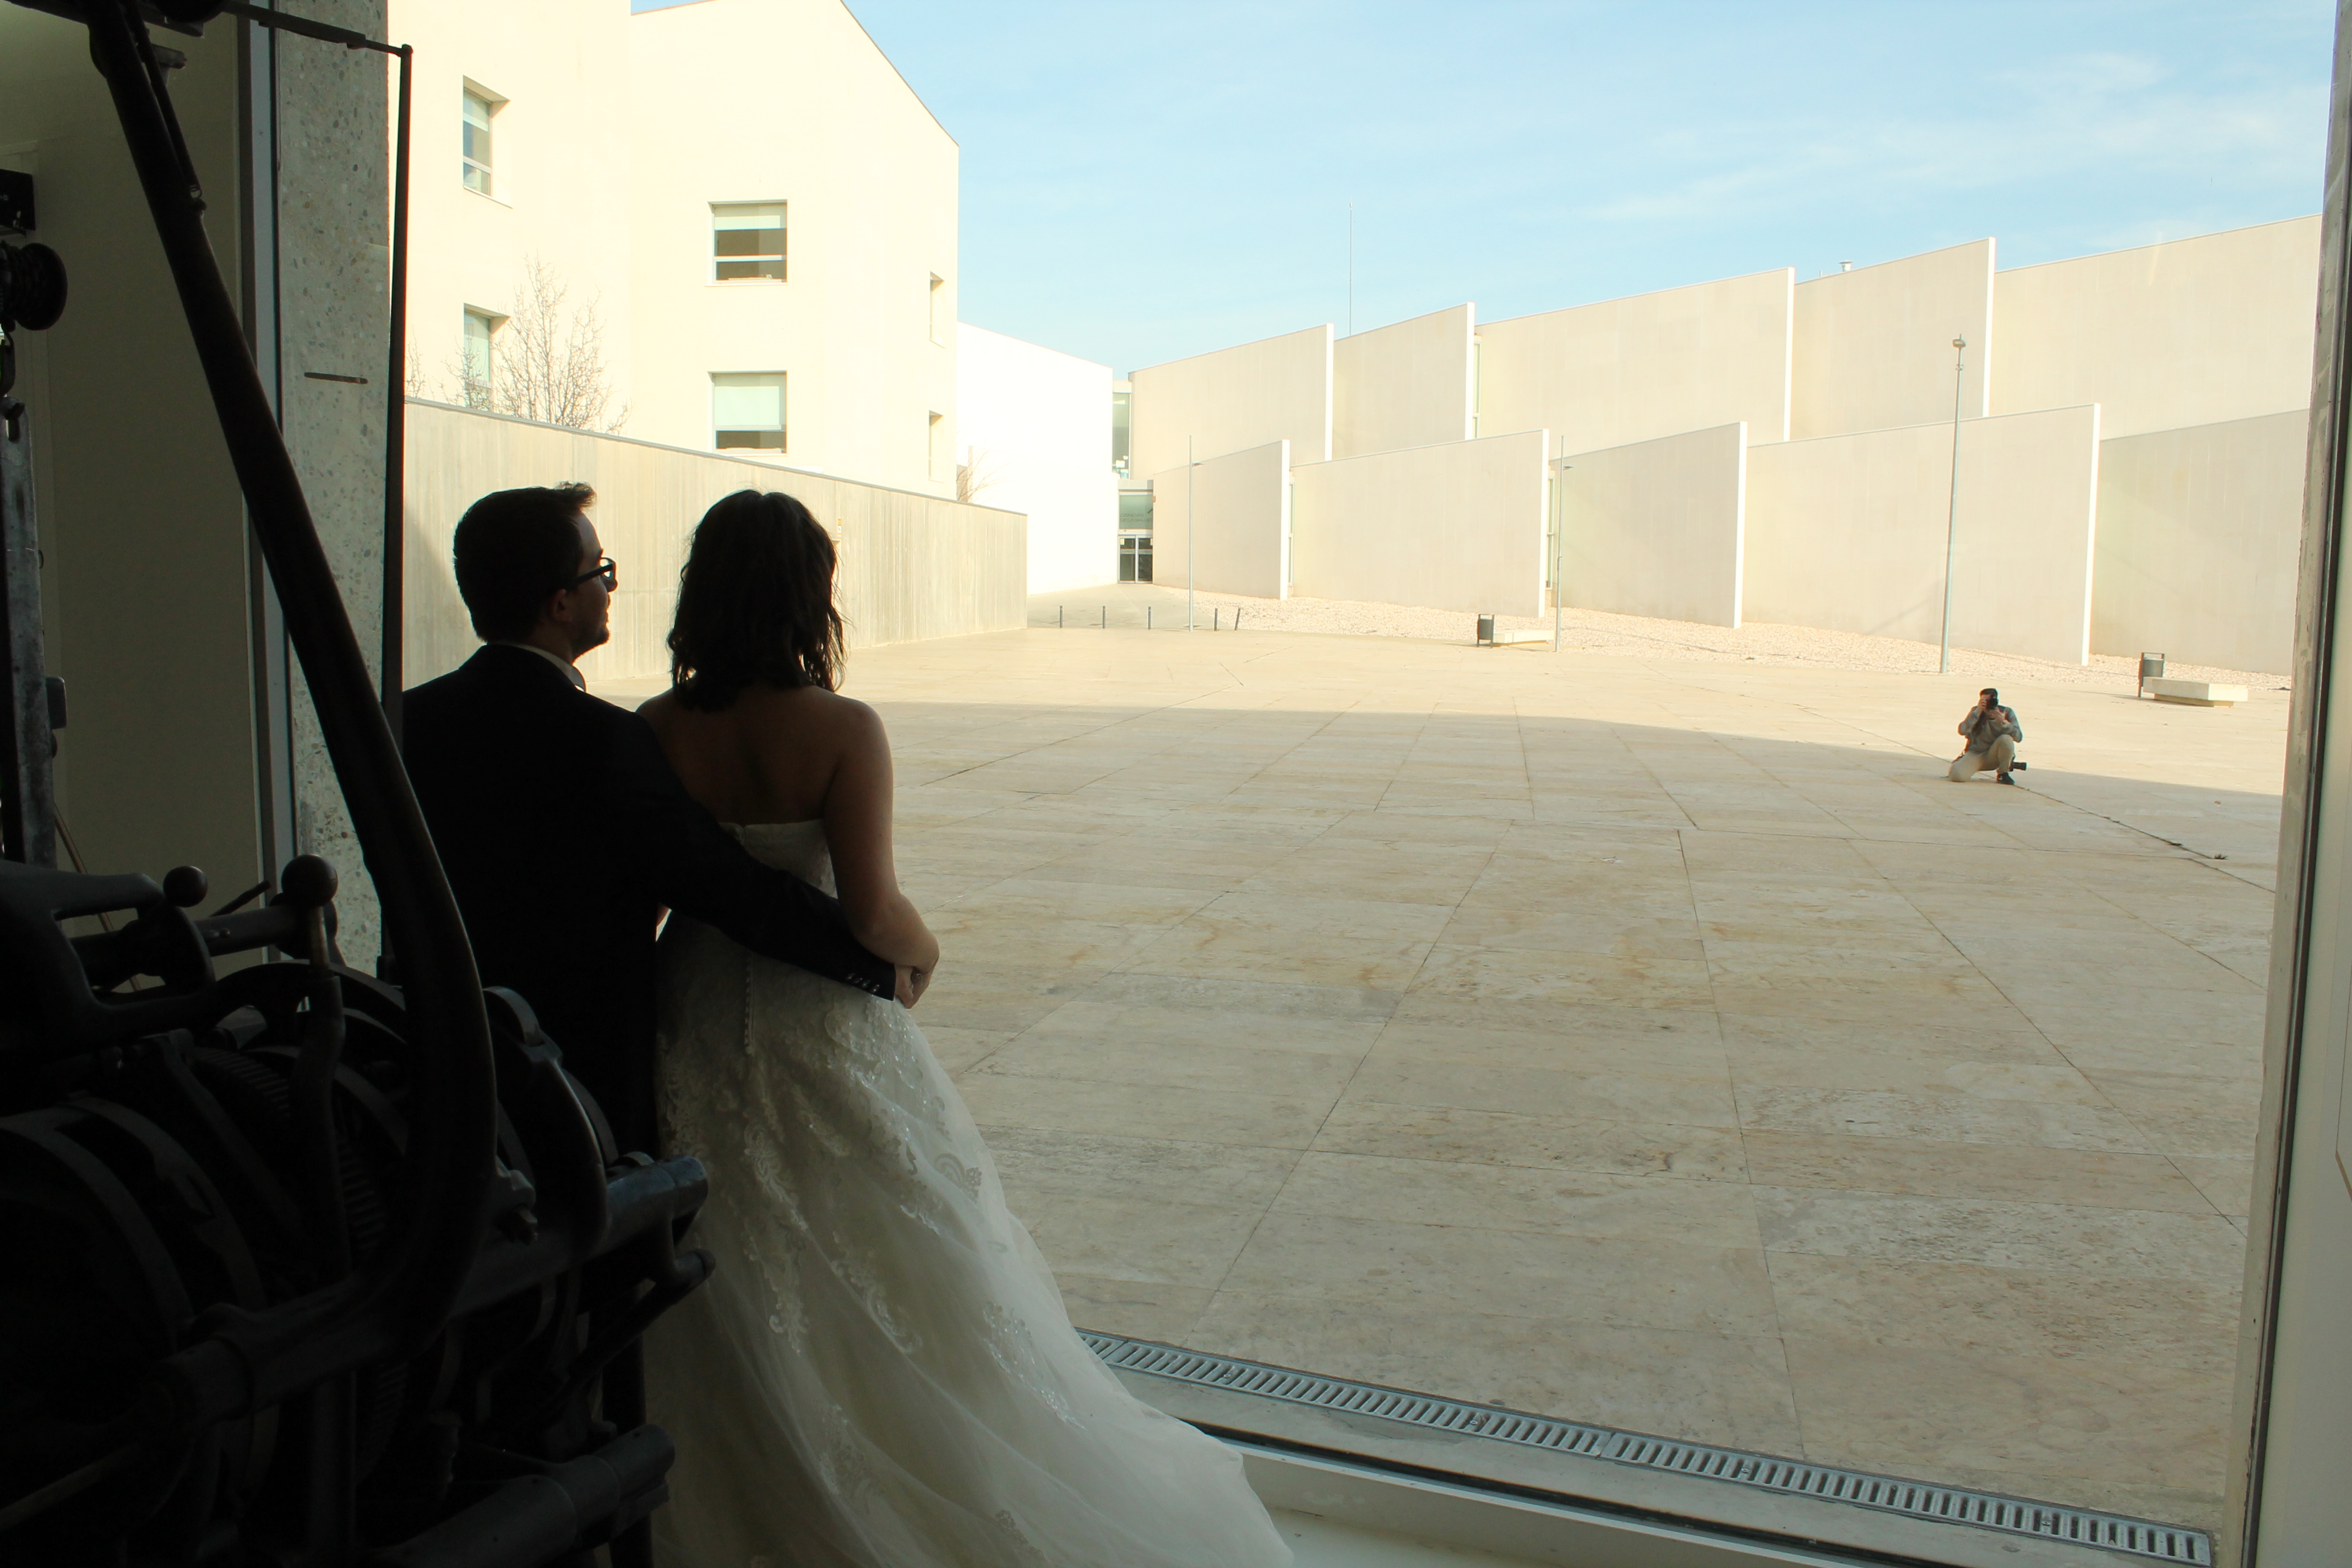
[722,819,833,893]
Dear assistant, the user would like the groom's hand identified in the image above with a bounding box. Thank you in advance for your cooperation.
[895,965,932,1008]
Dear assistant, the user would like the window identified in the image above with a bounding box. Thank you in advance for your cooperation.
[1119,491,1152,582]
[712,202,787,282]
[461,307,503,406]
[928,411,946,480]
[461,87,498,196]
[929,274,945,344]
[1112,385,1131,475]
[712,372,786,450]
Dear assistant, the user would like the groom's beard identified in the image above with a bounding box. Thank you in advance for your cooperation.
[573,620,612,658]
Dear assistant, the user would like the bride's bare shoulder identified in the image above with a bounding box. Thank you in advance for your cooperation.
[738,684,884,750]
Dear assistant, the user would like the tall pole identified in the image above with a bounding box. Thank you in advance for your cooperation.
[1186,435,1196,631]
[1939,335,1966,676]
[1347,201,1354,338]
[1553,462,1569,653]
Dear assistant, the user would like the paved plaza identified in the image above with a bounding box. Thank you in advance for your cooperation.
[605,626,2285,1534]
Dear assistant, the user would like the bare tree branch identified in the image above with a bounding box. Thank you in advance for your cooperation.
[492,256,628,432]
[956,443,1009,504]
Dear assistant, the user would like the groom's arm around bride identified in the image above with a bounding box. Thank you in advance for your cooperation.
[399,483,908,1154]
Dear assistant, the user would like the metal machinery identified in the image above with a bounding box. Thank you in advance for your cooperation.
[0,3,711,1562]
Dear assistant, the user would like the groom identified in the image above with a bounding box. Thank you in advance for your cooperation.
[400,482,913,1157]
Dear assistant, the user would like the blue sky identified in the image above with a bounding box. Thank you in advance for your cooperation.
[638,1,2333,376]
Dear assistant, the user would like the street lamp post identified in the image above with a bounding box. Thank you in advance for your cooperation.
[1186,434,1196,632]
[1939,335,1966,676]
[1552,462,1570,652]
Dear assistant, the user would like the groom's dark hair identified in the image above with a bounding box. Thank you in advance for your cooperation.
[452,482,597,641]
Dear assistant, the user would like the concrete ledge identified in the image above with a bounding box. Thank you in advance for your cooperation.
[2147,678,2250,706]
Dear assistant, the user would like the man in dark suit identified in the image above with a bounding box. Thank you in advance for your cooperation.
[401,482,915,1155]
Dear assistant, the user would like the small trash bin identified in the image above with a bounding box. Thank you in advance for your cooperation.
[2139,652,2165,698]
[1477,614,1496,646]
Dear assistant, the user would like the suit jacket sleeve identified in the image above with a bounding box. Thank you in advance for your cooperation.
[602,711,897,998]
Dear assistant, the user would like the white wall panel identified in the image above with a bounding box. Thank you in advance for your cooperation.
[1745,405,2099,665]
[1792,240,1994,439]
[1147,441,1292,600]
[1995,217,2320,439]
[1334,304,1475,459]
[956,323,1117,593]
[1291,432,1549,617]
[1559,423,1746,628]
[2094,409,2307,676]
[1477,269,1792,453]
[1129,324,1332,478]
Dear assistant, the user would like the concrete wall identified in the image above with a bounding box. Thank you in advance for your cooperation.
[1147,440,1291,600]
[1478,269,1793,453]
[956,323,1117,593]
[1334,304,1474,459]
[1745,405,2100,665]
[0,10,264,901]
[627,0,959,494]
[2093,409,2306,676]
[1792,240,1994,440]
[1559,424,1746,628]
[1129,323,1332,478]
[1291,431,1549,617]
[404,401,1025,688]
[1994,217,2321,439]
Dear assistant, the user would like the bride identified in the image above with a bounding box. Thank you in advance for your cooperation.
[639,490,1292,1567]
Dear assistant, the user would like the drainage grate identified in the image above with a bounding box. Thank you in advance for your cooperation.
[1084,1332,2212,1565]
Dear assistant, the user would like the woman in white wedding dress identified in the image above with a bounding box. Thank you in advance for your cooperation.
[638,491,1292,1568]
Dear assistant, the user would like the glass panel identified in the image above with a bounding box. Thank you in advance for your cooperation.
[712,204,788,281]
[461,310,493,394]
[716,429,788,450]
[712,382,783,428]
[461,92,491,195]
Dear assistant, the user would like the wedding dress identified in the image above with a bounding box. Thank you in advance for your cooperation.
[645,821,1293,1568]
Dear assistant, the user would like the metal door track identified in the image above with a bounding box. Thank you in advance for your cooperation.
[1082,1331,2211,1565]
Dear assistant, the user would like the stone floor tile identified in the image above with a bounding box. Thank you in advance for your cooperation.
[914,962,1096,1033]
[1311,1099,1749,1182]
[1269,1151,1760,1246]
[2170,1155,2256,1217]
[1735,1085,2153,1152]
[1007,1191,1272,1287]
[1763,1252,2239,1373]
[982,1125,1301,1210]
[1739,1130,2216,1212]
[1755,1186,2245,1281]
[974,1035,1362,1101]
[1406,943,1717,1010]
[1124,892,1452,990]
[1055,1273,1216,1343]
[1219,1211,1780,1335]
[957,1070,1333,1150]
[1347,1054,1740,1129]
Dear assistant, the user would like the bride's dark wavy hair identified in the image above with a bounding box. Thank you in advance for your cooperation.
[667,489,845,709]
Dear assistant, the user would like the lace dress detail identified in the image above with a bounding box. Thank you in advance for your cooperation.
[646,822,1292,1568]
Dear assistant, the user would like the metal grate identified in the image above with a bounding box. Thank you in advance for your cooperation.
[1083,1332,2212,1565]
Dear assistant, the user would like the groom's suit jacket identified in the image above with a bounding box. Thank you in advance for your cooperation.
[400,644,894,1152]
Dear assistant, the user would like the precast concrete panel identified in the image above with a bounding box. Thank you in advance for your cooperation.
[1333,304,1476,459]
[1994,216,2320,440]
[1558,424,1746,628]
[1129,324,1333,478]
[1476,269,1792,453]
[957,324,1118,593]
[1290,432,1549,617]
[1148,441,1292,600]
[405,402,1027,686]
[2093,409,2307,675]
[1744,405,2099,665]
[1792,240,1994,440]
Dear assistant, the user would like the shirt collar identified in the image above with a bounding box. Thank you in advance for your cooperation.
[493,641,587,690]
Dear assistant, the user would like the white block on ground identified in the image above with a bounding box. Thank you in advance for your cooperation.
[2147,678,2250,706]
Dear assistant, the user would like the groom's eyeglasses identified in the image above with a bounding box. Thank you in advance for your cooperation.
[564,556,618,592]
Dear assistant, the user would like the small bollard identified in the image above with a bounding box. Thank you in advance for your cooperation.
[1101,605,1107,628]
[1214,608,1221,631]
[1057,605,1063,628]
[1147,606,1153,630]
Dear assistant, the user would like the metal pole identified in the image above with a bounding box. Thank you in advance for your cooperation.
[1186,435,1196,631]
[1553,462,1569,654]
[380,45,412,741]
[1347,200,1354,338]
[1940,335,1966,676]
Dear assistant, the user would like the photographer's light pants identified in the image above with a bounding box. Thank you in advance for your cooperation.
[1950,735,2017,781]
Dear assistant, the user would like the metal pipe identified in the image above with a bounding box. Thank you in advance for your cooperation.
[79,0,494,1409]
[382,42,411,738]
